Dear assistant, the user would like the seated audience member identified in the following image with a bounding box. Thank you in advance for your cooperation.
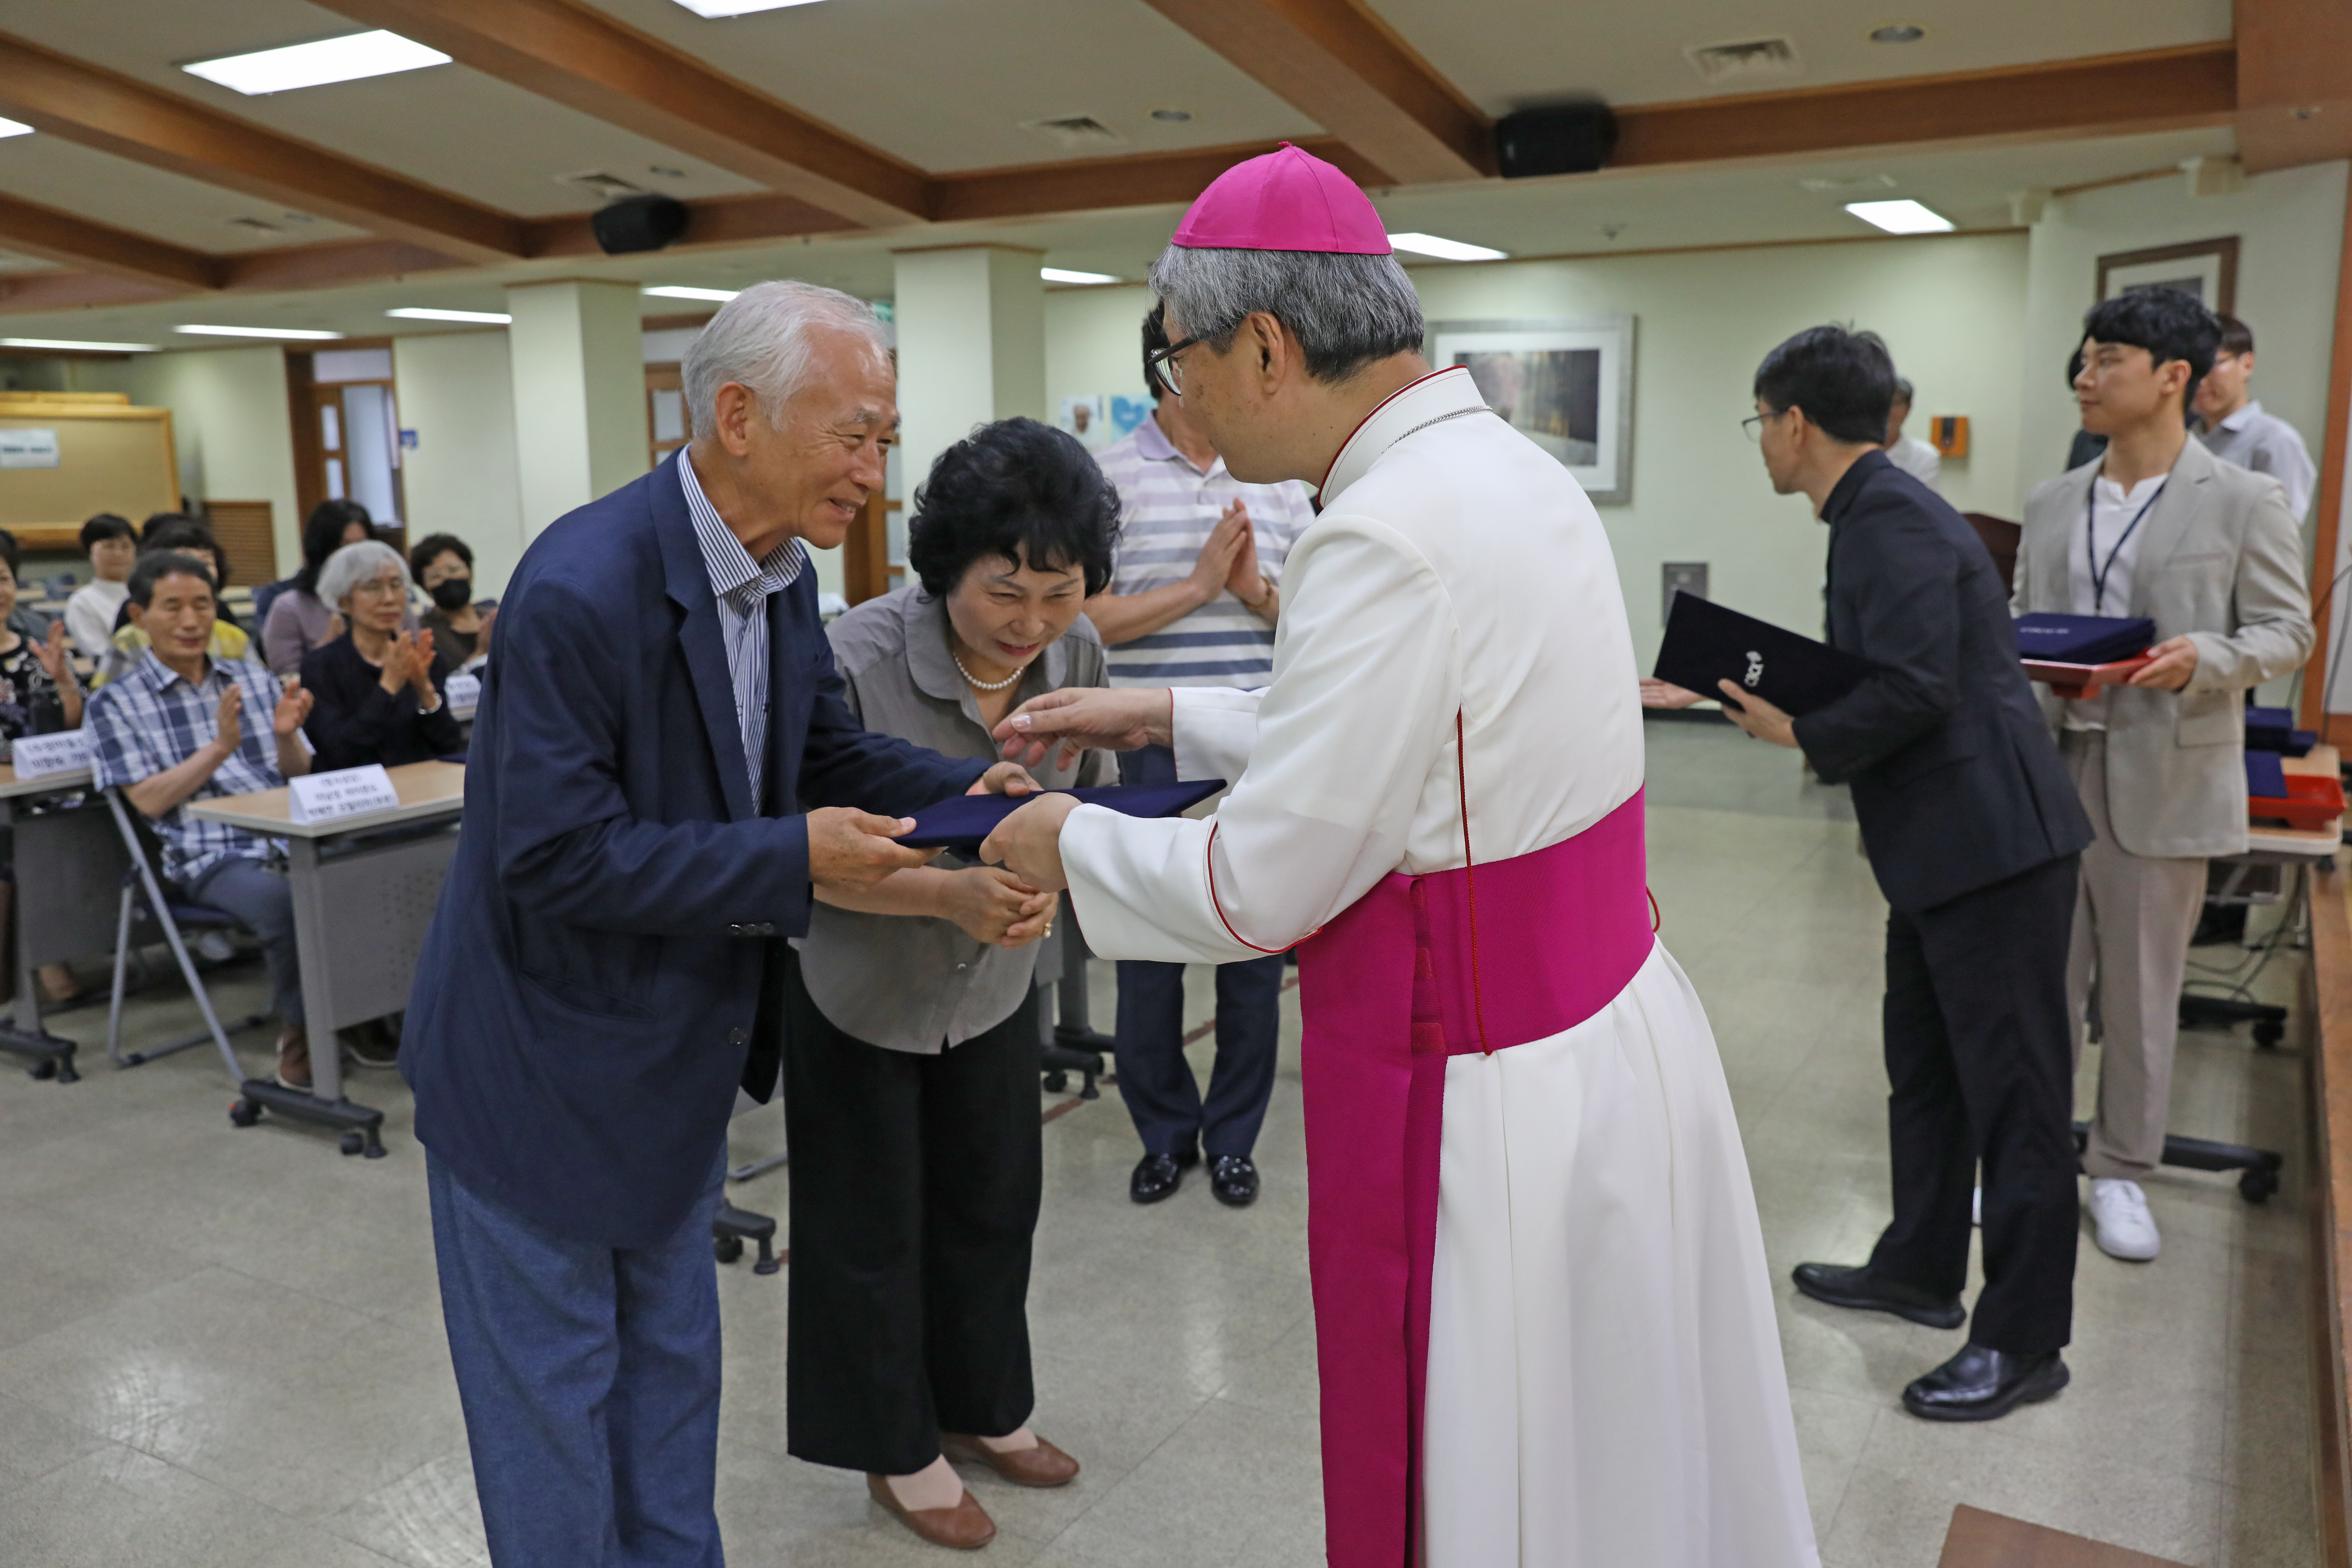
[1882,377,1941,489]
[410,533,497,666]
[262,499,374,676]
[0,530,86,1004]
[786,417,1108,1547]
[91,525,258,688]
[84,551,319,1090]
[64,513,136,657]
[0,530,52,645]
[2195,314,2318,520]
[302,541,461,772]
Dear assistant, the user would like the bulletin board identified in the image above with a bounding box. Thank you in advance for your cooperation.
[0,402,179,550]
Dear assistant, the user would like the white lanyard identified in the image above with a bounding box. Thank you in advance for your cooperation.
[2086,480,2166,614]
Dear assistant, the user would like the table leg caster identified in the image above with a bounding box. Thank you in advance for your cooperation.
[229,1098,263,1128]
[715,1236,744,1265]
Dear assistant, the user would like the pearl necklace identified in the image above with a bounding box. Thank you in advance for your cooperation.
[952,650,1029,691]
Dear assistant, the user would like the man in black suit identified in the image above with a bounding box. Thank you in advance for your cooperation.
[1699,326,2092,1421]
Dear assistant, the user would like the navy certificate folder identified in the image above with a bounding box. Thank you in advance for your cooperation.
[2012,612,2156,666]
[901,778,1228,851]
[1653,592,1877,716]
[2246,749,2288,799]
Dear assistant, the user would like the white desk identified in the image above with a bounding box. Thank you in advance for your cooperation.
[0,763,112,1082]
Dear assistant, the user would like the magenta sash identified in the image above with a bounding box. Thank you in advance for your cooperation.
[1293,789,1653,1568]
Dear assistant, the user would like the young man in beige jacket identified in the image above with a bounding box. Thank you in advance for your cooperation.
[2014,288,2312,1262]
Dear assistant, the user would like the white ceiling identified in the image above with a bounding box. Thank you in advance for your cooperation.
[0,134,373,251]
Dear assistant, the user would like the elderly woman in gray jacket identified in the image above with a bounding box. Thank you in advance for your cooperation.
[785,418,1116,1549]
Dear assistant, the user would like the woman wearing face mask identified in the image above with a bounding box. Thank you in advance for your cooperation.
[298,540,463,774]
[410,533,496,668]
[783,418,1117,1549]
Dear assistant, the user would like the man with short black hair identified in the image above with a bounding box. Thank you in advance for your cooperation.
[64,512,136,657]
[2018,289,2312,1263]
[83,550,317,1087]
[2194,313,2316,519]
[1674,324,2091,1422]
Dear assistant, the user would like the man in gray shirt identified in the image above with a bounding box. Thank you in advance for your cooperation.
[2194,314,2317,519]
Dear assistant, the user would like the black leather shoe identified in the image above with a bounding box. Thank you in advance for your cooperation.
[1209,1155,1260,1207]
[1792,1262,1966,1330]
[1130,1153,1185,1204]
[1902,1344,2068,1422]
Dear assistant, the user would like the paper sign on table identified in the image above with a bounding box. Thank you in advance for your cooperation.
[8,729,94,779]
[288,763,401,825]
[444,671,481,710]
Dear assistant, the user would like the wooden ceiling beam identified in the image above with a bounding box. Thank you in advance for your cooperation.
[310,0,931,227]
[525,190,859,258]
[1136,0,1489,183]
[0,30,526,263]
[0,192,219,290]
[2234,0,2352,173]
[931,135,1382,224]
[0,269,179,314]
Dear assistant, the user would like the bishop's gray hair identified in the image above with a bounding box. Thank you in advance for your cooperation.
[1147,245,1425,384]
[683,280,891,438]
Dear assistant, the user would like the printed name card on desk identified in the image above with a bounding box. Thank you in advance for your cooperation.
[444,671,481,711]
[9,729,94,779]
[288,764,401,825]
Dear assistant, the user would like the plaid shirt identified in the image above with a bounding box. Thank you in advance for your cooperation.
[86,650,287,887]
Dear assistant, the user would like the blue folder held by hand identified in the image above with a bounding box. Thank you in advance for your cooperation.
[2013,612,2156,666]
[900,779,1228,852]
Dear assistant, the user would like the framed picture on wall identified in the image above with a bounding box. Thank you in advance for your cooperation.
[1426,316,1636,504]
[2096,236,2239,315]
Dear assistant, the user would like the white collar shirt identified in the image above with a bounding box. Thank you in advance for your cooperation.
[2062,468,2170,732]
[677,450,806,805]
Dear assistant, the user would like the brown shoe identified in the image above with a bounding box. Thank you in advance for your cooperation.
[275,1028,312,1091]
[866,1473,995,1550]
[940,1432,1080,1489]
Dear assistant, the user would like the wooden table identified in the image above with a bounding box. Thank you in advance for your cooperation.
[189,760,464,1121]
[0,762,109,1082]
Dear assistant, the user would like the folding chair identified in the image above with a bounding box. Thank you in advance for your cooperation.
[103,788,386,1156]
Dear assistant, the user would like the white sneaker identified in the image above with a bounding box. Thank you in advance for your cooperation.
[2088,1178,2161,1261]
[192,930,236,962]
[1972,1185,1981,1227]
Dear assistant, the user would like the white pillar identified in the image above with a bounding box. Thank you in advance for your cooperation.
[892,247,1046,546]
[505,279,648,534]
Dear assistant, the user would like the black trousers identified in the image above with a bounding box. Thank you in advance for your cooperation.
[1867,853,2081,1354]
[781,954,1043,1475]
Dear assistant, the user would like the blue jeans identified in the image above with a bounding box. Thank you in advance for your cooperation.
[1113,744,1285,1160]
[427,1150,726,1568]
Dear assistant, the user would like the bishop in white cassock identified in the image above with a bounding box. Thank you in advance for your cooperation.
[983,145,1816,1568]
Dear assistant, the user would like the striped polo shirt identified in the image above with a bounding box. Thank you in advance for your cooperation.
[1092,413,1318,688]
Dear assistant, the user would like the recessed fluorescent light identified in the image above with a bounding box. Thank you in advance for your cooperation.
[1844,198,1953,234]
[0,118,31,139]
[669,0,831,15]
[1041,267,1119,285]
[175,324,345,341]
[182,31,450,97]
[1386,232,1508,262]
[0,337,157,352]
[644,285,740,302]
[386,307,512,324]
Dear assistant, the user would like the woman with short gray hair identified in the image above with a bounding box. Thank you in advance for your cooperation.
[299,539,460,775]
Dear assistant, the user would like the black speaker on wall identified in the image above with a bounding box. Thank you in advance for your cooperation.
[593,194,692,255]
[1494,103,1618,178]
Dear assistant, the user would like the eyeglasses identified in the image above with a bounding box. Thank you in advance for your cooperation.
[1146,334,1204,397]
[1741,409,1787,443]
[349,576,406,600]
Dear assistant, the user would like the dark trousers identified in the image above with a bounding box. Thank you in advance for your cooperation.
[1867,854,2081,1354]
[1113,744,1284,1160]
[427,1148,725,1568]
[188,855,303,1029]
[781,955,1042,1475]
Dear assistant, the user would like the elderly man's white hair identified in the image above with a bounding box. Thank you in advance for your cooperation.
[317,539,408,608]
[683,280,891,439]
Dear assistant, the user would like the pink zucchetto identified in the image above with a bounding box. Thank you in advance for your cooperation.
[1169,142,1391,255]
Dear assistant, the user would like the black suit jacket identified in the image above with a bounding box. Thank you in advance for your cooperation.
[400,455,985,1247]
[1791,452,2091,914]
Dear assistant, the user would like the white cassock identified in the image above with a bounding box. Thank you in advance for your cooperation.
[1062,367,1818,1568]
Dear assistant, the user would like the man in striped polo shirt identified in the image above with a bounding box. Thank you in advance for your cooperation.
[1085,303,1317,1209]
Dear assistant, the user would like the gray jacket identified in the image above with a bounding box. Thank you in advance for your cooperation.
[799,586,1108,1052]
[2014,437,2313,859]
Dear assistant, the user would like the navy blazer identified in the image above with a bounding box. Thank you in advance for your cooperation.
[1791,452,2091,914]
[401,456,986,1246]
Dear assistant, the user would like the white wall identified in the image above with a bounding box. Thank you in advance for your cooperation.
[118,346,303,575]
[393,330,527,598]
[1047,235,2032,665]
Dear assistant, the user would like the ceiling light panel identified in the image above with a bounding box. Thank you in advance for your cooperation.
[175,324,346,341]
[1843,199,1954,234]
[387,308,512,323]
[1041,268,1119,285]
[644,285,740,301]
[670,0,832,15]
[0,337,156,352]
[0,118,31,139]
[1387,232,1508,262]
[182,31,450,96]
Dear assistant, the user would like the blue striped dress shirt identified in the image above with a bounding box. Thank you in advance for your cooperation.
[677,451,806,806]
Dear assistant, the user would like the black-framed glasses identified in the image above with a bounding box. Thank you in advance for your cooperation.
[1147,334,1204,397]
[1741,409,1786,443]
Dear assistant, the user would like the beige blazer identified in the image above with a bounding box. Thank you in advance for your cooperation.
[2013,437,2312,859]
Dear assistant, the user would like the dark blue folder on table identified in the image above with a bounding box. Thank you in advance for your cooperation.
[2246,749,2288,799]
[1653,591,1878,717]
[2013,612,2156,666]
[901,779,1228,852]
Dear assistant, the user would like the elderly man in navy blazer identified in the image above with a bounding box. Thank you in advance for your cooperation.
[401,281,1034,1568]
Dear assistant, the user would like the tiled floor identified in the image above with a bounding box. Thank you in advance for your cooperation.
[0,720,2317,1566]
